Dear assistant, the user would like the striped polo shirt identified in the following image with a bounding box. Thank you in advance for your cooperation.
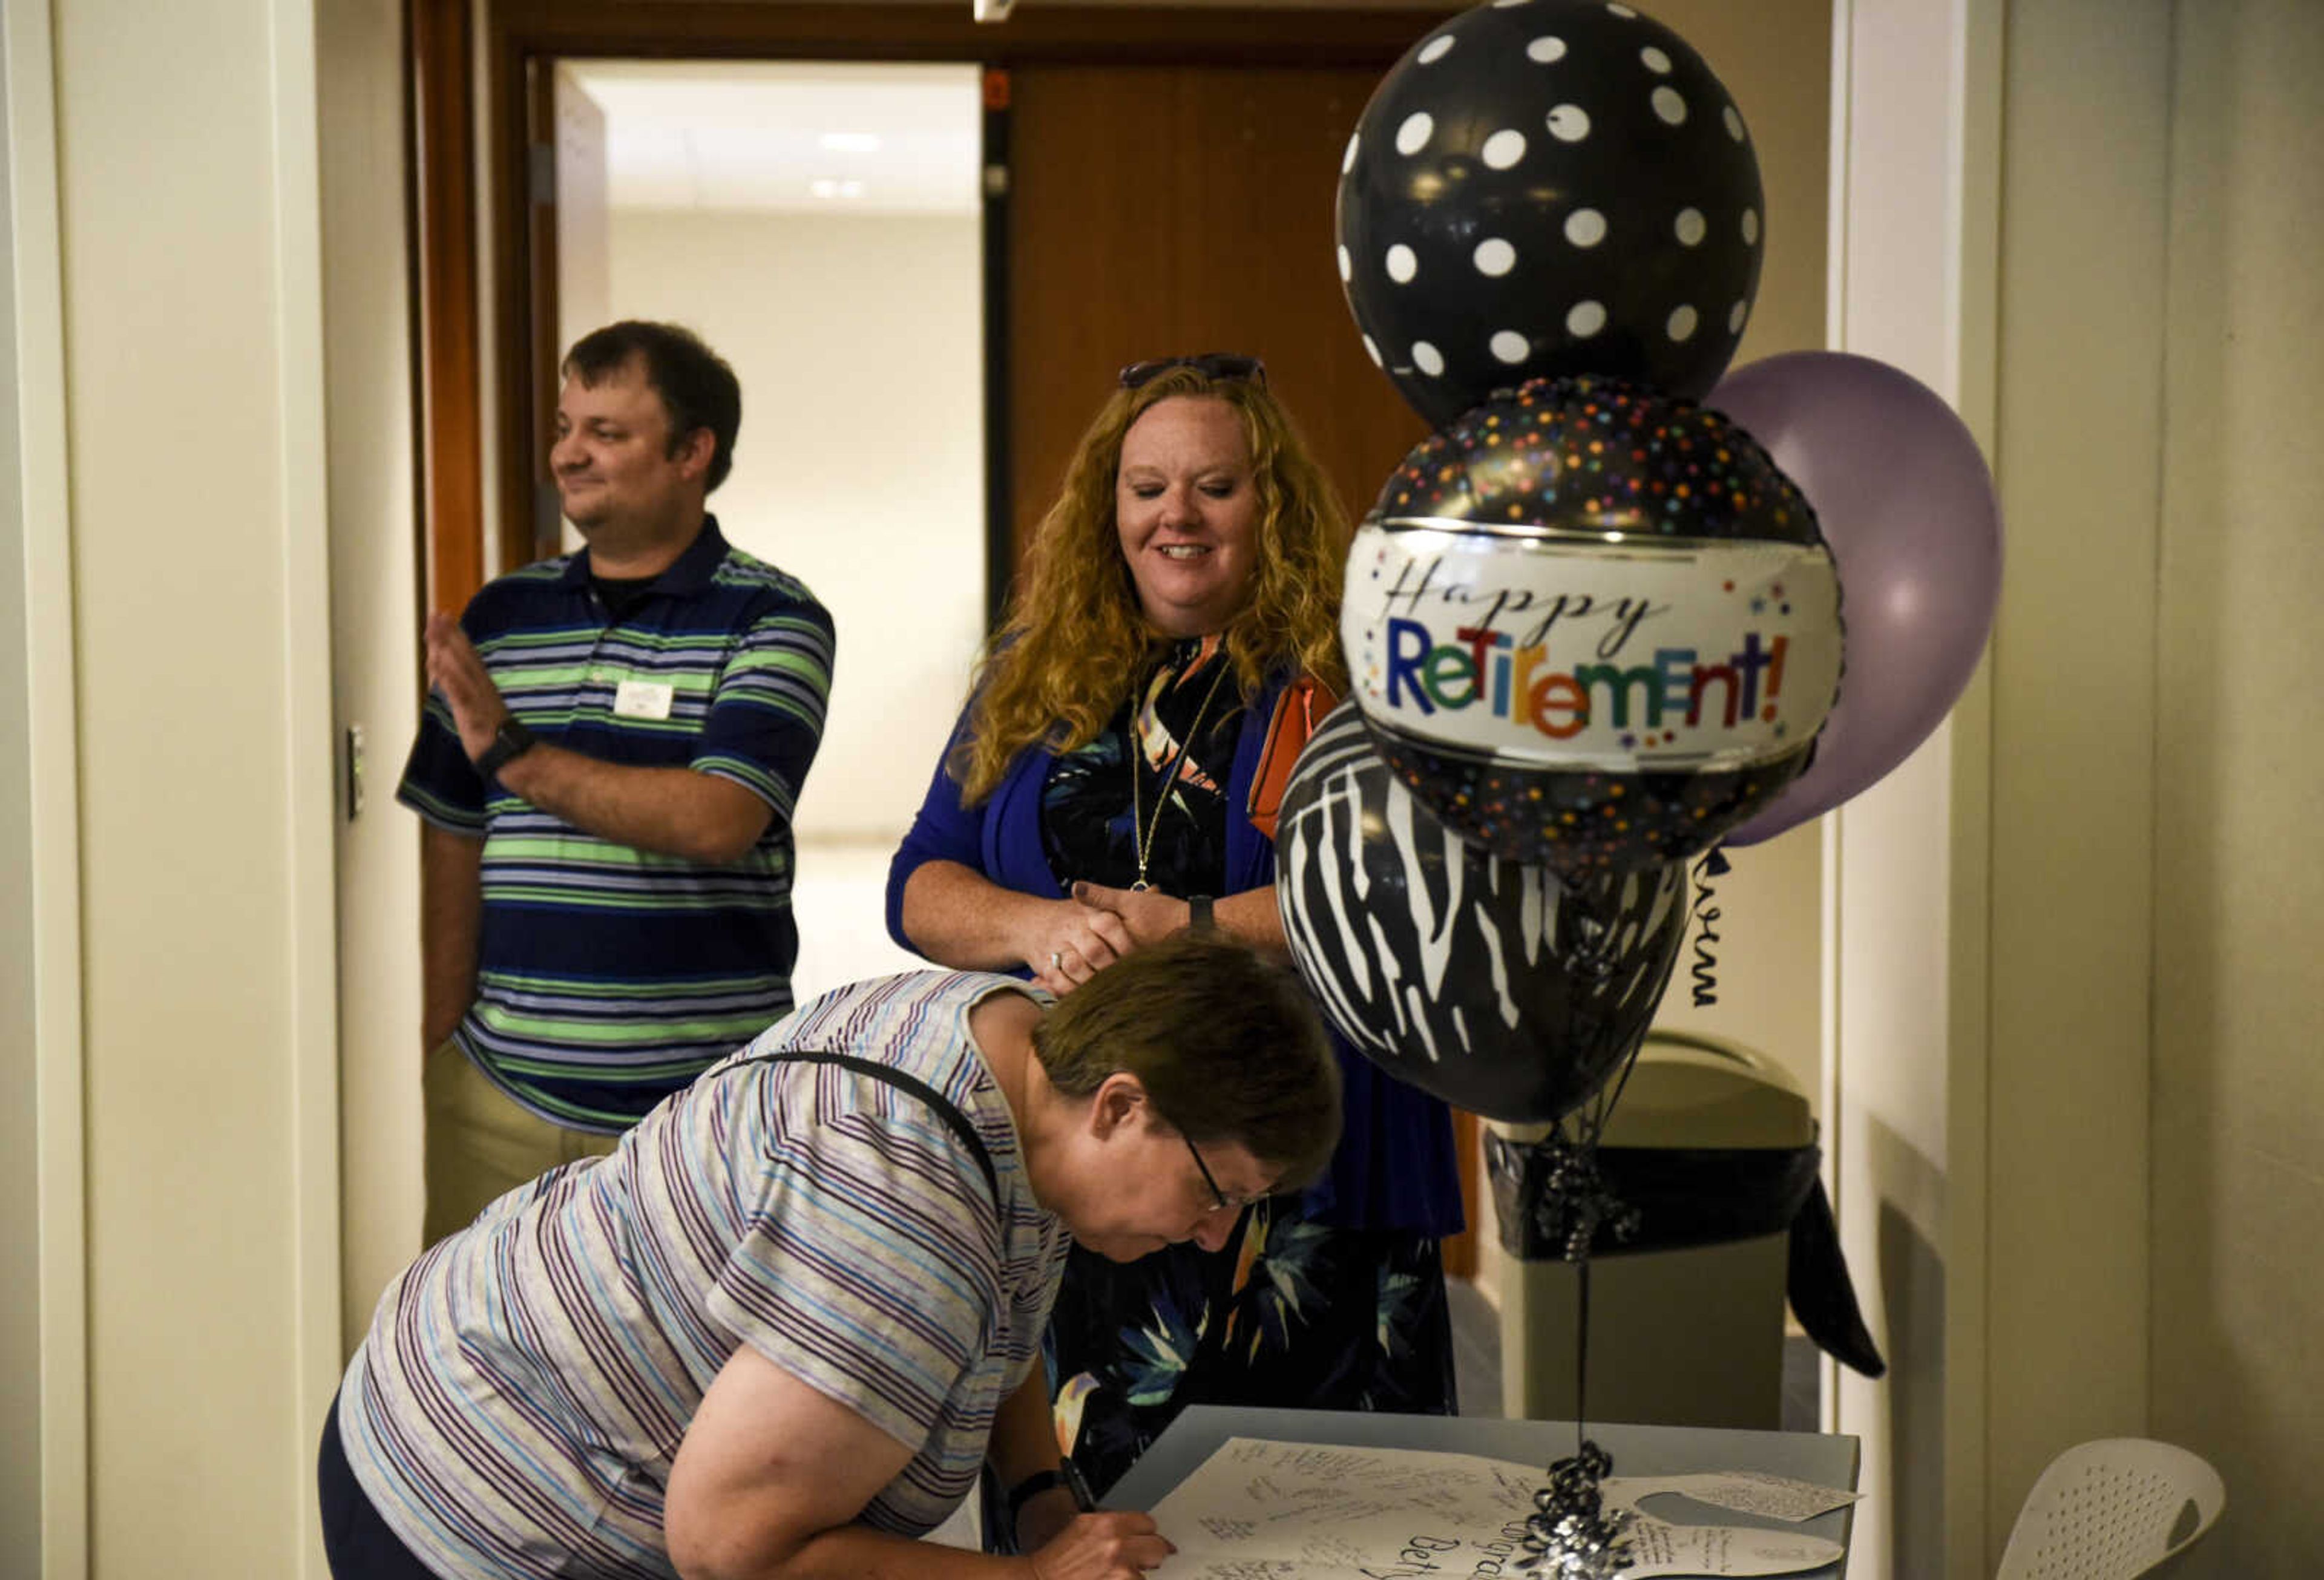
[338,970,1069,1580]
[398,518,835,1130]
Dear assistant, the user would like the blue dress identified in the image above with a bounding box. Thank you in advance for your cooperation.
[888,643,1465,1496]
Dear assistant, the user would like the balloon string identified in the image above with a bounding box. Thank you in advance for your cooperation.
[1573,1253,1592,1458]
[1588,1040,1643,1144]
[1687,847,1730,1008]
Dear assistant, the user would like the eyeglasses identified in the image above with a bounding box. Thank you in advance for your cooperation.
[1118,353,1269,391]
[1182,1133,1265,1216]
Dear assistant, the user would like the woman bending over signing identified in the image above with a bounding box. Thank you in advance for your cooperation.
[321,934,1340,1580]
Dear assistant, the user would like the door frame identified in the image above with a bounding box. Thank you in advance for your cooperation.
[462,0,1445,583]
[410,0,1481,1277]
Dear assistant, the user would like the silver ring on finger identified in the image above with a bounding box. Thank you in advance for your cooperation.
[1050,951,1063,970]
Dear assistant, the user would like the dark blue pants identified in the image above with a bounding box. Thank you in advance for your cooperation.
[317,1389,443,1580]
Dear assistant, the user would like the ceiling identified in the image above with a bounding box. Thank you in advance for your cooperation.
[565,61,984,216]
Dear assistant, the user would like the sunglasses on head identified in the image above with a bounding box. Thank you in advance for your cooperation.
[1117,353,1269,390]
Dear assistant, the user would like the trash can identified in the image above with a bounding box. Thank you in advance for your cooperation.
[1490,1028,1815,1431]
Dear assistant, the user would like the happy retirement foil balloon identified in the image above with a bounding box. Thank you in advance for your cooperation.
[1275,703,1690,1124]
[1344,375,1843,873]
[1337,0,1764,430]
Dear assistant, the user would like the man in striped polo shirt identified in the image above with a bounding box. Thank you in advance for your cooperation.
[399,320,836,1245]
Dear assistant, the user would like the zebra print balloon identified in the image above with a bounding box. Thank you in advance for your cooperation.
[1275,702,1689,1124]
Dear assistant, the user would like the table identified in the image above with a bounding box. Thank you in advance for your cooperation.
[1105,1405,1860,1576]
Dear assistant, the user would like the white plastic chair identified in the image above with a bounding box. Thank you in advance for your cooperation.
[1996,1438,2225,1580]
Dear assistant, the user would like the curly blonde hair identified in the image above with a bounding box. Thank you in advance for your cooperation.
[952,365,1350,805]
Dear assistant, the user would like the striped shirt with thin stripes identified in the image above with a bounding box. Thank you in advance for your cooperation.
[338,971,1069,1580]
[398,519,835,1131]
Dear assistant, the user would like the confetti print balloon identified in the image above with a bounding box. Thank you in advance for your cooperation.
[1274,701,1689,1123]
[1338,0,1764,428]
[1342,375,1843,874]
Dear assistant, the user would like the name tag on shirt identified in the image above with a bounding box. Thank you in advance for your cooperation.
[613,679,675,720]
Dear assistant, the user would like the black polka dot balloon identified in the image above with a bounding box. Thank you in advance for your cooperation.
[1337,0,1764,430]
[1274,701,1690,1124]
[1273,701,1692,1124]
[1342,375,1843,876]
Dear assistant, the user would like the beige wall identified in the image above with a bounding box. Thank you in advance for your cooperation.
[7,2,90,1569]
[2,15,42,1556]
[1842,1,2324,1572]
[2149,1,2324,1571]
[1642,0,1833,1102]
[608,206,989,847]
[1476,0,1834,1310]
[1984,0,2171,1562]
[13,1,2321,1575]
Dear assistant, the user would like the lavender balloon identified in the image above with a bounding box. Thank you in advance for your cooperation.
[1709,352,2002,845]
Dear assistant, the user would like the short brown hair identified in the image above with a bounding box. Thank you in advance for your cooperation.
[563,321,742,493]
[1031,932,1341,1190]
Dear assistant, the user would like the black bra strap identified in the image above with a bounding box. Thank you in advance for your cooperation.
[738,1049,1000,1200]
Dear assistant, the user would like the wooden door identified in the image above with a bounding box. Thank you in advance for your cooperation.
[1004,63,1479,1276]
[1004,64,1431,562]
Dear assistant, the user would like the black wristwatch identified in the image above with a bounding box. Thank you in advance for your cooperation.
[1004,1468,1069,1532]
[1187,894,1216,934]
[472,716,536,779]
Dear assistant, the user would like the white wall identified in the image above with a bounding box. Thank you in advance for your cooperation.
[606,206,988,851]
[33,0,346,1572]
[2149,2,2324,1570]
[319,0,424,1357]
[1825,2,2008,1572]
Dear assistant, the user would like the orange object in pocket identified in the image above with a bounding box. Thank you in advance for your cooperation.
[1246,676,1337,841]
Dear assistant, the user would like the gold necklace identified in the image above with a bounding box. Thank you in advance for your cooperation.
[1129,646,1231,892]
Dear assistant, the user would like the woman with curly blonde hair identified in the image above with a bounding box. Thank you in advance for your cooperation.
[887,355,1463,1519]
[948,361,1346,808]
